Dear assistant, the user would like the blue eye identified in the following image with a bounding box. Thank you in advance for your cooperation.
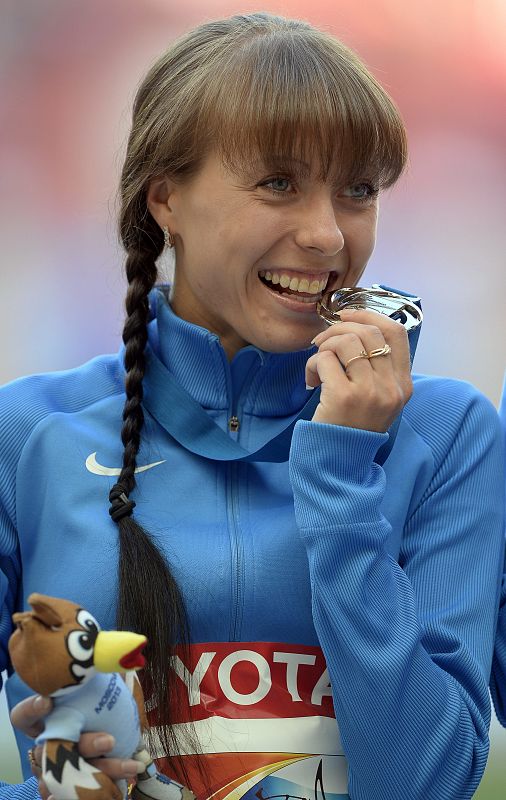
[342,183,377,202]
[261,176,292,193]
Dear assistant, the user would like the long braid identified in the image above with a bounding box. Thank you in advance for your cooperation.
[109,217,191,767]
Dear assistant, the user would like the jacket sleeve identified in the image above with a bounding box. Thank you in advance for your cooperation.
[491,560,506,726]
[0,360,123,797]
[289,385,505,800]
[0,778,40,800]
[0,518,41,798]
[491,376,506,726]
[0,378,46,799]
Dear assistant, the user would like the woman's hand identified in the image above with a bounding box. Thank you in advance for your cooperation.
[306,308,413,432]
[11,695,143,799]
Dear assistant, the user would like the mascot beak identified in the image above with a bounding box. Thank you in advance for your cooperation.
[93,631,147,672]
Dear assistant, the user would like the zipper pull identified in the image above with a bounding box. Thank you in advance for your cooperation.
[229,415,240,432]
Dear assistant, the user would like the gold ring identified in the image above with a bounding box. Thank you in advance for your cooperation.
[27,747,39,771]
[343,350,369,371]
[367,344,392,359]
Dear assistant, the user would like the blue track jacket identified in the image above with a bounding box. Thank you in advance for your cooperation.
[491,376,506,727]
[0,289,504,800]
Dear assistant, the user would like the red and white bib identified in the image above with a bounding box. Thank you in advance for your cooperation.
[153,643,349,800]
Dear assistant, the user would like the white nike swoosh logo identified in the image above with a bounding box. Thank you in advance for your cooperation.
[85,452,166,476]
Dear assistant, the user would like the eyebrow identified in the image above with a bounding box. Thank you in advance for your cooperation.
[230,154,313,181]
[260,155,311,174]
[230,150,377,188]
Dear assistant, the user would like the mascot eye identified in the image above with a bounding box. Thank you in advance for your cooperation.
[66,610,100,665]
[67,630,95,662]
[76,609,101,634]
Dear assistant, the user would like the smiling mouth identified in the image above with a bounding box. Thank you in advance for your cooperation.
[258,270,336,302]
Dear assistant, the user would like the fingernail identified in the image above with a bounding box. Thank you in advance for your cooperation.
[122,760,144,777]
[93,734,115,752]
[33,696,51,713]
[305,384,314,391]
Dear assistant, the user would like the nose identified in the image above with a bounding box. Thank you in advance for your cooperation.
[294,199,344,257]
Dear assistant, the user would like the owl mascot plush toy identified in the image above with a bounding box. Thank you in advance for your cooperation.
[9,593,188,800]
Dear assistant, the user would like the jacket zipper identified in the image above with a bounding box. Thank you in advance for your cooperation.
[226,365,260,640]
[227,461,244,640]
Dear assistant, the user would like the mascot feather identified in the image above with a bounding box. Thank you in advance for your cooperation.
[9,593,189,800]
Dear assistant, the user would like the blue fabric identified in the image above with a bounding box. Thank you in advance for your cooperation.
[142,286,421,466]
[0,288,504,799]
[491,373,506,726]
[36,673,140,757]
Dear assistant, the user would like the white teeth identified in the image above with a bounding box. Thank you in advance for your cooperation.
[260,271,330,295]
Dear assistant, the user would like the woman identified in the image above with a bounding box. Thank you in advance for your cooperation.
[1,12,504,800]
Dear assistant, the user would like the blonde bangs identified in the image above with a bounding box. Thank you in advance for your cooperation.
[197,28,407,188]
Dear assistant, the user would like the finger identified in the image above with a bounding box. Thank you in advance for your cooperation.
[314,309,399,347]
[314,308,402,345]
[78,733,141,778]
[314,310,410,383]
[306,344,368,389]
[310,332,381,383]
[78,733,116,759]
[313,307,388,341]
[38,779,50,800]
[77,733,143,780]
[87,757,144,781]
[313,316,393,360]
[317,324,395,378]
[32,745,44,772]
[10,695,52,738]
[338,308,410,376]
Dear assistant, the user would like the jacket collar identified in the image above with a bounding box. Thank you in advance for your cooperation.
[147,287,314,418]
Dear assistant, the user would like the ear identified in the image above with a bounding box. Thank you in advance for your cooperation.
[146,176,177,231]
[28,593,64,628]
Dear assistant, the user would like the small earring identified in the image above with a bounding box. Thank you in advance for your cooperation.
[162,225,175,249]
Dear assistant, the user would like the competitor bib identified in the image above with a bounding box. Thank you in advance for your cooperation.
[152,642,349,800]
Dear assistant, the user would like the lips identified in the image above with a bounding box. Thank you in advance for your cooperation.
[258,268,338,301]
[258,278,324,314]
[260,270,328,293]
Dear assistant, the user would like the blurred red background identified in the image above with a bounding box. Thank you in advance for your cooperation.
[0,0,505,401]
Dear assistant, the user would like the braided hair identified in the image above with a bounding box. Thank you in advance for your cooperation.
[111,9,407,775]
[108,211,190,762]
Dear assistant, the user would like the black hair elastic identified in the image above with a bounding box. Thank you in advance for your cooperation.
[109,484,136,522]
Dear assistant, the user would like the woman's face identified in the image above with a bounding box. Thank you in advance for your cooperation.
[148,150,379,359]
